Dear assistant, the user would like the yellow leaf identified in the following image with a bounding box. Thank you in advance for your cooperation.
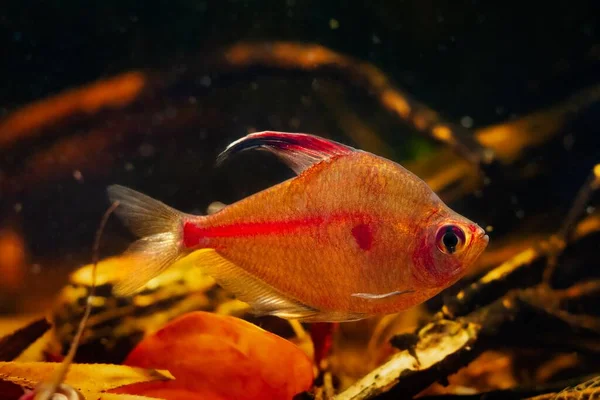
[0,361,169,400]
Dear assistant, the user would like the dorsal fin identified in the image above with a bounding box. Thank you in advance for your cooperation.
[216,131,356,174]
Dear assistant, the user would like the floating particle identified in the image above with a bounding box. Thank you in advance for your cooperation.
[125,162,134,171]
[329,18,340,29]
[139,143,155,157]
[199,75,212,87]
[563,134,575,150]
[460,116,474,128]
[268,114,282,128]
[13,203,22,213]
[372,34,381,44]
[165,107,177,119]
[31,264,41,275]
[73,170,84,182]
[515,210,525,219]
[485,225,494,232]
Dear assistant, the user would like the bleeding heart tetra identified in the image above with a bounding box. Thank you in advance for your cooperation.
[108,131,489,322]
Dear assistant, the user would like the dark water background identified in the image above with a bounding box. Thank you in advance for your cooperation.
[0,1,598,298]
[3,2,597,116]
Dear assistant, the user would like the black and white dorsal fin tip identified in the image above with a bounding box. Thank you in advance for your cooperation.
[216,131,356,175]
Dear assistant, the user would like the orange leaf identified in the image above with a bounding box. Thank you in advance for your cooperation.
[115,312,314,400]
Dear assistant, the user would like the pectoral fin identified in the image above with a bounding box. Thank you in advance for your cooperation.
[351,290,414,300]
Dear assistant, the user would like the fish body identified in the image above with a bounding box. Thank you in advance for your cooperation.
[108,132,488,322]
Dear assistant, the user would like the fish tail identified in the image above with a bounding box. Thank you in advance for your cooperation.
[107,184,188,296]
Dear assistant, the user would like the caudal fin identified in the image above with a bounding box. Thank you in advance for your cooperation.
[107,185,187,296]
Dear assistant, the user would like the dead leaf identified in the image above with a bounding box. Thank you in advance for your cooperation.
[113,311,314,400]
[0,361,168,400]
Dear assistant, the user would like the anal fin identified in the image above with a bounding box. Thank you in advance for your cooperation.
[182,249,320,321]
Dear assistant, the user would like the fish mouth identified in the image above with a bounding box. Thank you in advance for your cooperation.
[475,225,489,243]
[470,226,489,253]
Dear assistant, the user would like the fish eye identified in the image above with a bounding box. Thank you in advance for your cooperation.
[436,225,466,255]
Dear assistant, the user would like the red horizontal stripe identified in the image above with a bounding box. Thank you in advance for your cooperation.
[183,213,371,248]
[183,217,325,248]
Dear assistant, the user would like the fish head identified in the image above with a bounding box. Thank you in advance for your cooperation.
[411,210,489,289]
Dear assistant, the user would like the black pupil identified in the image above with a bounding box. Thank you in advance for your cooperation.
[442,229,459,253]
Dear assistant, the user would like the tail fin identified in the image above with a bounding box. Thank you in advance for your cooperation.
[107,185,187,296]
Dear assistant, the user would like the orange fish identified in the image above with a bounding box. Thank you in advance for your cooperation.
[108,131,489,322]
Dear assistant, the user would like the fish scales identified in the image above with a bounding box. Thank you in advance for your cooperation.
[184,152,439,314]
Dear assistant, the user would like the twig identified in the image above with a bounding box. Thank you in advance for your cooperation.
[526,375,600,400]
[333,320,483,400]
[0,319,51,362]
[543,164,600,285]
[412,374,599,399]
[33,201,119,400]
[0,73,145,149]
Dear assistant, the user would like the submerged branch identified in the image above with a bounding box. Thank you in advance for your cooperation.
[221,42,493,168]
[0,319,51,362]
[442,211,600,320]
[2,41,597,198]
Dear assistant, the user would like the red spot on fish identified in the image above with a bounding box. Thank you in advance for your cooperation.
[352,223,373,251]
[468,224,477,233]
